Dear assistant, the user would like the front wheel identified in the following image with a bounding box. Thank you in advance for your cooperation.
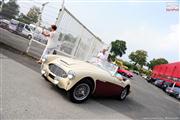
[69,81,92,103]
[119,87,129,100]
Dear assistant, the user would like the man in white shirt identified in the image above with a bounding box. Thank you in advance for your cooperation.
[95,48,108,65]
[97,49,108,61]
[37,25,58,64]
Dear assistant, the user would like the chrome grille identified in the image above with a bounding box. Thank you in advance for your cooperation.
[49,64,67,78]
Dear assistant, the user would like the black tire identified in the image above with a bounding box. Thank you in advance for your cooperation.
[9,29,13,33]
[119,87,129,100]
[68,80,93,103]
[27,35,32,40]
[147,79,151,83]
[175,94,180,99]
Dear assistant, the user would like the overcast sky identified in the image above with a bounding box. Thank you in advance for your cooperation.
[16,0,180,63]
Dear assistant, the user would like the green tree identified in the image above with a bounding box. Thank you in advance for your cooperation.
[110,40,127,61]
[18,6,40,24]
[129,50,148,68]
[147,58,168,70]
[17,13,32,24]
[0,0,19,19]
[26,6,40,23]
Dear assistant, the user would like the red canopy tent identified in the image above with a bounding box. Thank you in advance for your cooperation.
[158,64,167,79]
[171,62,180,78]
[151,62,180,86]
[155,65,163,79]
[151,65,158,78]
[171,62,180,87]
[164,64,176,77]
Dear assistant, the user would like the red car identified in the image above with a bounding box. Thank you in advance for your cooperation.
[117,69,133,78]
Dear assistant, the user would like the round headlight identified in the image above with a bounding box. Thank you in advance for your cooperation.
[67,70,76,80]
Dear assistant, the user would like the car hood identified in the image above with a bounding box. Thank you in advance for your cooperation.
[58,56,85,66]
[51,56,107,73]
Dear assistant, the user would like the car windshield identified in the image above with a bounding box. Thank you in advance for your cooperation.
[88,57,118,75]
[164,82,173,85]
[29,26,35,32]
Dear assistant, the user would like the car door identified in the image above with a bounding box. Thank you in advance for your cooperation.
[93,71,125,97]
[22,25,31,36]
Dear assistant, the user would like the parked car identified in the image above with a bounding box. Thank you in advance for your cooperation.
[133,70,139,75]
[141,74,148,79]
[166,87,180,99]
[16,22,33,40]
[117,69,133,78]
[154,79,165,88]
[8,19,33,40]
[33,28,48,44]
[161,81,173,91]
[0,19,9,29]
[41,56,131,103]
[8,19,19,32]
[146,77,157,83]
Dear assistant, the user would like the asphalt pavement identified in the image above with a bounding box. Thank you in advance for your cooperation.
[0,29,180,120]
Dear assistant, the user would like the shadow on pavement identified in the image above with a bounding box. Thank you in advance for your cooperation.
[0,42,40,73]
[92,96,148,119]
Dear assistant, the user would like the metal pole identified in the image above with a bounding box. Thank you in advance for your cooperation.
[0,0,4,12]
[55,0,65,56]
[55,0,65,27]
[26,38,33,53]
[170,82,176,91]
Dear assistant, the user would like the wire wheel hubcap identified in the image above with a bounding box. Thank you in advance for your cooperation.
[73,83,90,101]
[121,88,127,99]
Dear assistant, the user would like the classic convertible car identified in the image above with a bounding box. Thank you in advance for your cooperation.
[41,55,131,103]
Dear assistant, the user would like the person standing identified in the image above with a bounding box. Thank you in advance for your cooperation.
[97,49,108,61]
[37,25,58,64]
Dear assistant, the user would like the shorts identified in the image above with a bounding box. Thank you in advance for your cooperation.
[41,47,55,60]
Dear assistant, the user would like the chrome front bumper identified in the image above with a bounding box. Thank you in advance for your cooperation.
[41,64,72,91]
[41,69,60,85]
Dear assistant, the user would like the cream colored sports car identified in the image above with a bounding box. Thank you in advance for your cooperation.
[41,55,131,103]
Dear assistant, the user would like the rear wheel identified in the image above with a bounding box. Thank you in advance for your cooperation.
[69,81,92,103]
[9,29,13,33]
[119,87,129,100]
